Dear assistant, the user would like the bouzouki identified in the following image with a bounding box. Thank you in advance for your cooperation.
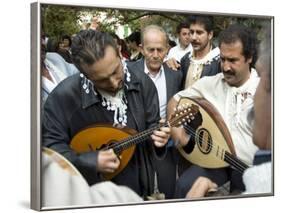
[70,103,199,180]
[177,97,249,174]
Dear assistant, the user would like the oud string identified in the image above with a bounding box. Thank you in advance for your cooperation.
[181,124,248,173]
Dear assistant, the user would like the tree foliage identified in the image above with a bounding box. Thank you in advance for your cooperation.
[42,4,271,43]
[42,5,81,40]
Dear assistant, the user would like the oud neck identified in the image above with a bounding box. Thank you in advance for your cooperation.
[113,122,168,155]
[224,151,249,174]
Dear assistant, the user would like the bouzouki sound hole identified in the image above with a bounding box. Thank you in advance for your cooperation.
[196,128,212,154]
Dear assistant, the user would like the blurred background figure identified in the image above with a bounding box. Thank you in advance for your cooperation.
[126,31,143,61]
[110,33,130,60]
[167,22,192,63]
[60,35,72,63]
[41,38,78,104]
[89,16,100,30]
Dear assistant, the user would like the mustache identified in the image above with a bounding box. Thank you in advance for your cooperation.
[149,59,162,63]
[191,42,200,46]
[223,70,235,76]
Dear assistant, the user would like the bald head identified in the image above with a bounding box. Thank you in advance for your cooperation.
[140,25,169,74]
[141,25,169,46]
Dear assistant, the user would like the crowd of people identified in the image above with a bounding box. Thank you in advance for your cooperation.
[40,15,272,206]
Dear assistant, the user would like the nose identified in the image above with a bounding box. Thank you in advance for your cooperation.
[109,77,120,90]
[190,32,197,41]
[222,60,231,72]
[152,49,159,58]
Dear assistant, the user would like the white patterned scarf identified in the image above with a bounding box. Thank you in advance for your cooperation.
[80,60,131,127]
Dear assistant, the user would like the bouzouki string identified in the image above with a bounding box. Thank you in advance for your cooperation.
[105,112,192,155]
[182,124,249,173]
[104,123,165,154]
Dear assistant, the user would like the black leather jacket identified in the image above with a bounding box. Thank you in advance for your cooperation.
[42,71,164,197]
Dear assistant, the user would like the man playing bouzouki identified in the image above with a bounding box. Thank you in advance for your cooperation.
[42,29,171,199]
[167,24,260,198]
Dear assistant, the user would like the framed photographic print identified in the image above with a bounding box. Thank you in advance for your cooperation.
[31,0,273,211]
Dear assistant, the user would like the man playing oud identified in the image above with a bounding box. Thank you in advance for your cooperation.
[42,29,171,199]
[167,24,260,198]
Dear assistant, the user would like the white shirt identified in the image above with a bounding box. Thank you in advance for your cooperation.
[42,53,79,104]
[174,69,260,165]
[167,43,193,62]
[144,61,167,118]
[243,162,272,194]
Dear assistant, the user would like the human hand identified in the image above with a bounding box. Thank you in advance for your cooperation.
[166,58,181,71]
[171,127,190,147]
[96,149,120,174]
[186,176,218,199]
[151,119,171,148]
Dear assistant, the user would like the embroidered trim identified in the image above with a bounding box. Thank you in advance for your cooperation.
[99,89,128,126]
[189,46,220,65]
[80,60,131,126]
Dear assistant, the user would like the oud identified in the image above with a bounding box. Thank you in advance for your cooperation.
[177,97,249,174]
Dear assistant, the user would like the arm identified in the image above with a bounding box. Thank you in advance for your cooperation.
[167,97,190,147]
[167,82,205,147]
[42,93,119,185]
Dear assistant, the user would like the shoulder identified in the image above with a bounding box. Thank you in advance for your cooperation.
[46,52,65,63]
[181,51,192,64]
[126,59,156,87]
[175,73,224,100]
[44,73,82,117]
[126,59,143,72]
[197,72,224,85]
[163,63,182,78]
[167,46,178,56]
[127,64,155,90]
[190,73,224,94]
[48,73,81,99]
[208,47,220,64]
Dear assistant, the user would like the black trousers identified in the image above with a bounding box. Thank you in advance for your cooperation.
[174,165,245,198]
[154,145,178,199]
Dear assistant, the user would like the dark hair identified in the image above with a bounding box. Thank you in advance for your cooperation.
[176,22,190,34]
[126,31,141,46]
[71,30,119,72]
[169,39,177,48]
[110,33,121,45]
[62,34,72,47]
[218,24,258,68]
[46,38,59,52]
[188,15,214,33]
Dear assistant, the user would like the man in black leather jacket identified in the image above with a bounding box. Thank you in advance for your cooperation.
[42,29,170,199]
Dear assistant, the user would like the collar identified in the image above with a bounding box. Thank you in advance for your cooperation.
[179,42,192,52]
[190,46,220,65]
[81,69,141,109]
[223,68,259,93]
[144,59,164,78]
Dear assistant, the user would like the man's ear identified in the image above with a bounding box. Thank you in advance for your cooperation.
[247,56,253,65]
[208,31,213,41]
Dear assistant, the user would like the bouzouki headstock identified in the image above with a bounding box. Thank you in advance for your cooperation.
[169,103,199,128]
